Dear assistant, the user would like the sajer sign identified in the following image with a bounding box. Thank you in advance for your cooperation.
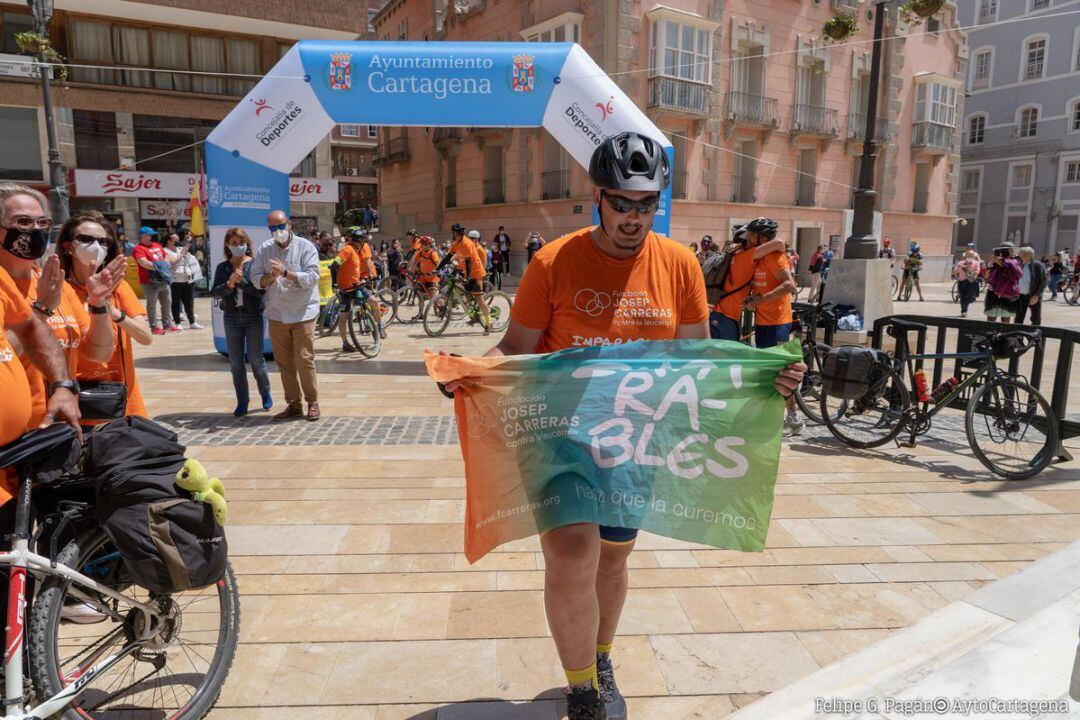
[74,169,338,203]
[205,41,674,353]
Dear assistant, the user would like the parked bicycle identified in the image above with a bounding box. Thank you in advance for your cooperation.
[422,270,512,337]
[792,300,842,425]
[0,425,239,719]
[950,277,986,303]
[821,322,1059,479]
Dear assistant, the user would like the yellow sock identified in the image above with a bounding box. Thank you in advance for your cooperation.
[596,642,613,656]
[564,662,598,691]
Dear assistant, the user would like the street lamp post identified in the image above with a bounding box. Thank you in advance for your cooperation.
[27,0,69,228]
[845,0,888,259]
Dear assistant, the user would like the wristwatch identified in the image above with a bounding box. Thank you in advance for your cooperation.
[89,303,109,315]
[31,301,54,317]
[47,380,80,396]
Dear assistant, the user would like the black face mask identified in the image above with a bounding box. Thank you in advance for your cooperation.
[2,225,48,260]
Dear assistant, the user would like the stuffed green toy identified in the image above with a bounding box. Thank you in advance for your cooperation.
[175,458,228,526]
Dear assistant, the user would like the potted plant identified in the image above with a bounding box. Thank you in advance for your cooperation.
[14,32,68,82]
[902,0,945,19]
[823,13,858,42]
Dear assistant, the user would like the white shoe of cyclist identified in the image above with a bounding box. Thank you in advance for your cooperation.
[783,414,805,438]
[61,601,108,624]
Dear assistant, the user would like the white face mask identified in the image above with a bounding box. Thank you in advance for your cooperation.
[272,228,290,246]
[230,244,247,257]
[73,241,107,269]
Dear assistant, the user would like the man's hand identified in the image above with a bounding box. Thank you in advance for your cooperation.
[36,255,64,312]
[269,259,284,279]
[744,295,762,311]
[1029,295,1038,307]
[86,256,127,307]
[775,362,807,398]
[41,387,82,442]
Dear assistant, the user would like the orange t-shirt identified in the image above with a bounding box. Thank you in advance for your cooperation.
[0,266,33,504]
[411,237,421,253]
[14,273,90,429]
[752,251,794,326]
[510,228,709,353]
[714,249,758,322]
[416,247,440,281]
[451,239,486,280]
[73,281,148,420]
[336,244,361,289]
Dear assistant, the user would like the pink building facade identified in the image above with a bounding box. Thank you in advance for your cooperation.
[372,0,966,280]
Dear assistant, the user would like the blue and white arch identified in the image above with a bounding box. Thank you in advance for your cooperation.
[206,41,673,352]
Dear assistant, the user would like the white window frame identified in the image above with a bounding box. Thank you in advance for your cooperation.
[914,75,959,127]
[645,6,717,85]
[1016,104,1040,138]
[970,47,993,90]
[1019,34,1048,82]
[967,113,987,144]
[520,11,584,44]
[962,167,982,193]
[367,125,378,139]
[339,124,360,137]
[976,0,998,24]
[1067,98,1080,134]
[1028,0,1050,10]
[1074,26,1080,73]
[1011,163,1033,189]
[1065,160,1080,184]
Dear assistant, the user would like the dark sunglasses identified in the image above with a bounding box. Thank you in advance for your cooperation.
[73,234,110,246]
[268,223,288,232]
[601,191,660,215]
[12,215,52,230]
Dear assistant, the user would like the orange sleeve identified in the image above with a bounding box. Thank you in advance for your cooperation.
[679,252,709,325]
[116,281,146,317]
[509,257,553,330]
[0,268,31,326]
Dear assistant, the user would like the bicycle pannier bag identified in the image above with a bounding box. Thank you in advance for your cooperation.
[821,345,880,400]
[85,417,227,594]
[989,334,1028,360]
[703,251,753,305]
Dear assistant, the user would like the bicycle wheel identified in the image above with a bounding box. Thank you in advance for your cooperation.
[376,288,400,324]
[794,352,846,425]
[1065,282,1080,306]
[29,529,239,720]
[821,363,910,448]
[317,296,340,338]
[482,278,495,295]
[348,304,381,358]
[950,282,959,303]
[483,291,512,332]
[966,377,1058,480]
[423,294,453,337]
[900,280,912,302]
[890,275,899,294]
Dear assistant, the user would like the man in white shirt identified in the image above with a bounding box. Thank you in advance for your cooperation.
[250,209,322,421]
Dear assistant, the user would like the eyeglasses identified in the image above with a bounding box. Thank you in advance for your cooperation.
[11,216,52,231]
[73,234,109,246]
[268,223,288,232]
[601,191,659,215]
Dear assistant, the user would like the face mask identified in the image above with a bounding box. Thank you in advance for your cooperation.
[2,226,48,260]
[273,228,290,246]
[73,241,107,268]
[231,244,248,257]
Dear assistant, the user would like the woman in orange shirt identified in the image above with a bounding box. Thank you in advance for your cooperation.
[58,214,154,421]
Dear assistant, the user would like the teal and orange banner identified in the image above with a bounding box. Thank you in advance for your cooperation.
[425,339,802,563]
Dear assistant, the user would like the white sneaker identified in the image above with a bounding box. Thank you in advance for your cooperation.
[61,601,108,624]
[783,415,805,438]
[188,322,204,330]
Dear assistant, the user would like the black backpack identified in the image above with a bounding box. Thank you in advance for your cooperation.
[84,417,227,595]
[703,251,753,305]
[821,345,882,400]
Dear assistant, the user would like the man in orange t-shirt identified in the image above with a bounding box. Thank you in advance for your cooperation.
[437,132,806,720]
[436,224,492,334]
[332,229,386,350]
[709,224,786,342]
[407,235,441,322]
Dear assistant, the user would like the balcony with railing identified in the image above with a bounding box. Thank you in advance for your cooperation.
[542,169,570,200]
[333,164,376,178]
[845,113,891,143]
[648,77,710,118]
[483,178,504,205]
[432,127,461,147]
[375,137,410,165]
[1023,60,1043,81]
[725,91,780,128]
[791,104,840,138]
[832,0,859,8]
[959,189,980,208]
[911,122,953,155]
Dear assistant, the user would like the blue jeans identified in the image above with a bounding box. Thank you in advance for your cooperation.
[224,313,271,406]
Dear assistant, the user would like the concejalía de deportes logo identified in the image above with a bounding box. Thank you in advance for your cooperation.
[254,100,304,148]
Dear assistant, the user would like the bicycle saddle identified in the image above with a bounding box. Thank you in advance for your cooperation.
[0,424,78,474]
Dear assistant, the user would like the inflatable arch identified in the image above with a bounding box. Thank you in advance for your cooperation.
[206,41,673,352]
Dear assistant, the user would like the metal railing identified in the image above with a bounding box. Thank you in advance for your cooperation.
[911,122,952,152]
[1023,60,1044,80]
[832,0,859,8]
[333,165,375,177]
[959,190,980,207]
[542,169,570,200]
[725,91,780,127]
[483,178,504,204]
[376,137,410,164]
[648,77,710,116]
[846,113,891,142]
[791,104,839,136]
[871,315,1080,454]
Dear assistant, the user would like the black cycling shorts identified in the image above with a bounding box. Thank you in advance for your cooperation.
[465,278,483,293]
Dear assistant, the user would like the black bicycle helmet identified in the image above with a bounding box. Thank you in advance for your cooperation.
[589,131,670,192]
[731,224,749,245]
[745,217,779,239]
[451,223,465,234]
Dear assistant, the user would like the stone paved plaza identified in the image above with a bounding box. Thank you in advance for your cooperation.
[132,283,1080,719]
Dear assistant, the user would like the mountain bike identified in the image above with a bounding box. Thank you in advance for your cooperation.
[1063,273,1080,305]
[423,271,512,337]
[0,425,239,719]
[792,301,843,425]
[342,281,390,358]
[951,276,985,303]
[897,273,915,302]
[316,294,341,338]
[821,321,1059,479]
